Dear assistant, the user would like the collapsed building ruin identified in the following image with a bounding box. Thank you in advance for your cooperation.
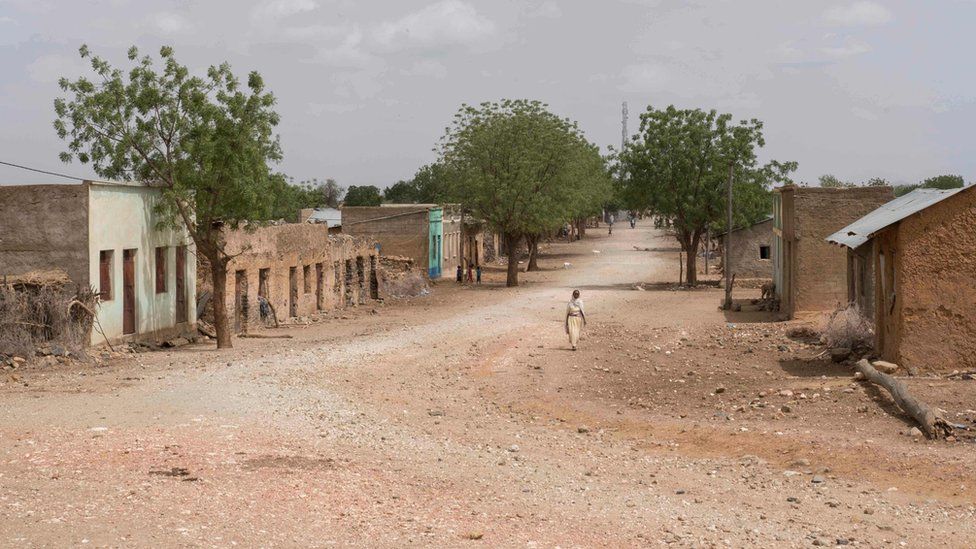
[199,223,380,331]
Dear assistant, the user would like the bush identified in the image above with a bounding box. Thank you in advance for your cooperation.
[0,282,96,361]
[820,304,874,350]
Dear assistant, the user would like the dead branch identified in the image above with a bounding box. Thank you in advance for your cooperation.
[237,333,293,339]
[854,359,953,439]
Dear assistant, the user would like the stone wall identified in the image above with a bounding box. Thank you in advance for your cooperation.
[203,223,378,330]
[341,206,430,272]
[0,184,90,288]
[887,187,976,372]
[790,186,893,315]
[721,219,772,279]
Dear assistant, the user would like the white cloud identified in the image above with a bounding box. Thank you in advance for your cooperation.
[404,59,448,79]
[373,0,495,50]
[821,38,871,57]
[823,1,893,26]
[26,53,89,83]
[0,16,16,24]
[150,12,193,35]
[618,63,669,93]
[250,0,318,23]
[308,102,362,115]
[851,106,879,120]
[525,1,561,19]
[313,27,378,69]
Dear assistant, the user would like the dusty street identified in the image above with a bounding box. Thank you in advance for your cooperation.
[2,222,975,548]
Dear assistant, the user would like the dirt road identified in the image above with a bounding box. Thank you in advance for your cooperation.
[2,223,975,547]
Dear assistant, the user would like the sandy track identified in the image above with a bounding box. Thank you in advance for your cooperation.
[1,222,974,547]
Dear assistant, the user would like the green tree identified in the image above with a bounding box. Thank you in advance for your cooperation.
[344,185,382,206]
[410,163,453,203]
[921,174,965,190]
[319,178,344,208]
[894,174,964,197]
[383,180,418,203]
[54,45,282,348]
[618,105,795,284]
[438,99,604,286]
[819,174,855,188]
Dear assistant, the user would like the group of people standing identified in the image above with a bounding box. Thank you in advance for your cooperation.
[456,264,482,284]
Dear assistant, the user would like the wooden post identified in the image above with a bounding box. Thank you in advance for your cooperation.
[723,163,734,310]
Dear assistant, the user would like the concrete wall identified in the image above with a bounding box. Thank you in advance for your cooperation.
[721,219,772,279]
[881,187,976,372]
[0,184,90,287]
[212,223,378,329]
[777,186,893,317]
[341,206,431,272]
[88,183,196,345]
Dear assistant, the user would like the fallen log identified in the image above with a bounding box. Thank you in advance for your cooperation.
[854,359,953,439]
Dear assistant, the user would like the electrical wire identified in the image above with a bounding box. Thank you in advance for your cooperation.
[0,160,88,182]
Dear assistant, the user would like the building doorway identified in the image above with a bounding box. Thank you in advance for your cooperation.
[234,270,248,331]
[175,245,187,323]
[122,248,137,335]
[289,266,299,317]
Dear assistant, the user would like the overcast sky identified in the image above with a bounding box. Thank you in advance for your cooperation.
[1,0,974,187]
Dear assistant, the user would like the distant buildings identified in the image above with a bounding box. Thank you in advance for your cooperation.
[0,181,196,345]
[341,204,445,278]
[771,185,894,318]
[827,186,976,372]
[717,216,773,279]
[300,207,342,234]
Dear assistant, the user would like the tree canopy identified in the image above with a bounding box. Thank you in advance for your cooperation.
[894,174,965,196]
[344,185,383,206]
[617,105,795,284]
[54,45,282,348]
[438,99,610,286]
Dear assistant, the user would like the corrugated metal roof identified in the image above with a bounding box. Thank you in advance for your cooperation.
[826,187,970,249]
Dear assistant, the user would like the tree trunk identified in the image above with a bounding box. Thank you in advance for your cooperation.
[526,234,540,272]
[209,257,233,349]
[578,217,586,238]
[854,359,952,439]
[685,230,701,286]
[504,233,521,287]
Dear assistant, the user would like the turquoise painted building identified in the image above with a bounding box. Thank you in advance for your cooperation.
[427,207,443,278]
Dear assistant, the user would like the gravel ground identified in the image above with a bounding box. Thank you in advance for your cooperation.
[1,222,975,548]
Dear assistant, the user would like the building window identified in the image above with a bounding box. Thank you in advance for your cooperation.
[99,250,114,300]
[759,245,770,260]
[303,264,312,293]
[155,246,168,293]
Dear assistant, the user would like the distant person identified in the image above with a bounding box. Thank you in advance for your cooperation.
[629,213,636,228]
[564,289,586,351]
[608,214,614,236]
[476,265,482,285]
[456,265,463,283]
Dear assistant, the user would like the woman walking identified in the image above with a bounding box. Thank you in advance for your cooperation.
[565,289,586,351]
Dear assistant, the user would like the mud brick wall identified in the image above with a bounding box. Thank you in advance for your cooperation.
[341,207,430,270]
[202,224,378,330]
[792,187,893,313]
[890,188,976,372]
[722,219,772,279]
[0,184,90,287]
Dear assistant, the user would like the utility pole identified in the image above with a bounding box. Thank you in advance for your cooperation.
[723,162,734,310]
[621,101,628,153]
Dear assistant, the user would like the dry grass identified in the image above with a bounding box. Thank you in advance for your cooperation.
[820,304,874,350]
[0,284,96,360]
